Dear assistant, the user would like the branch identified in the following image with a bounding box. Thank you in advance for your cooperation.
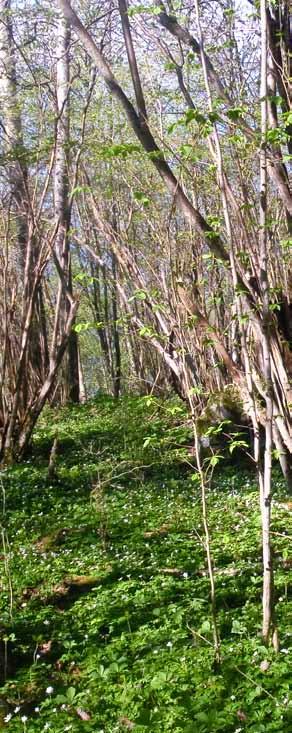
[118,0,148,121]
[154,0,231,104]
[55,0,228,262]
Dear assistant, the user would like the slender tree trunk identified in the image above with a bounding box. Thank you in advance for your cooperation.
[111,249,121,398]
[260,0,274,645]
[78,344,87,403]
[0,0,27,270]
[180,330,220,667]
[111,205,121,398]
[54,10,79,403]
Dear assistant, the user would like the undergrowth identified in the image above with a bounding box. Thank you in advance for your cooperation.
[0,396,292,732]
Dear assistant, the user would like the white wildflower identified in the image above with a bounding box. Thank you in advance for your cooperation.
[46,686,54,694]
[4,714,12,723]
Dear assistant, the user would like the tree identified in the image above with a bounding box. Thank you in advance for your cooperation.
[53,9,80,403]
[0,1,79,460]
[55,0,292,644]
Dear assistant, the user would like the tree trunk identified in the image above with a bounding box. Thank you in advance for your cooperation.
[54,10,79,403]
[260,0,274,645]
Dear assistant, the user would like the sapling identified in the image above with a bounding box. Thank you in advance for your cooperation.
[180,349,221,667]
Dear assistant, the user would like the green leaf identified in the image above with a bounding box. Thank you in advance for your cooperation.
[139,326,155,337]
[128,289,147,302]
[231,619,247,635]
[200,619,211,633]
[66,687,76,703]
[100,142,141,159]
[73,321,92,333]
[108,662,120,673]
[188,386,204,396]
[209,454,224,467]
[185,108,206,125]
[179,143,199,161]
[280,238,292,249]
[167,121,178,134]
[128,3,161,16]
[195,711,209,722]
[229,440,248,454]
[266,127,288,145]
[227,106,244,121]
[190,473,200,483]
[208,111,220,124]
[55,694,67,704]
[150,671,167,689]
[136,708,152,725]
[134,191,150,207]
[143,436,152,447]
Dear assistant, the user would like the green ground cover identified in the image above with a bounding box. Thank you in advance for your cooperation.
[0,396,292,732]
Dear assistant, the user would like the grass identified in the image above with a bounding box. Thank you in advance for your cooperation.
[0,395,292,732]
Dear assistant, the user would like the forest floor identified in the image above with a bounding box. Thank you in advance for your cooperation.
[0,396,292,733]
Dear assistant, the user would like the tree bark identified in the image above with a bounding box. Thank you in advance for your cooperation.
[54,9,79,403]
[259,0,274,646]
